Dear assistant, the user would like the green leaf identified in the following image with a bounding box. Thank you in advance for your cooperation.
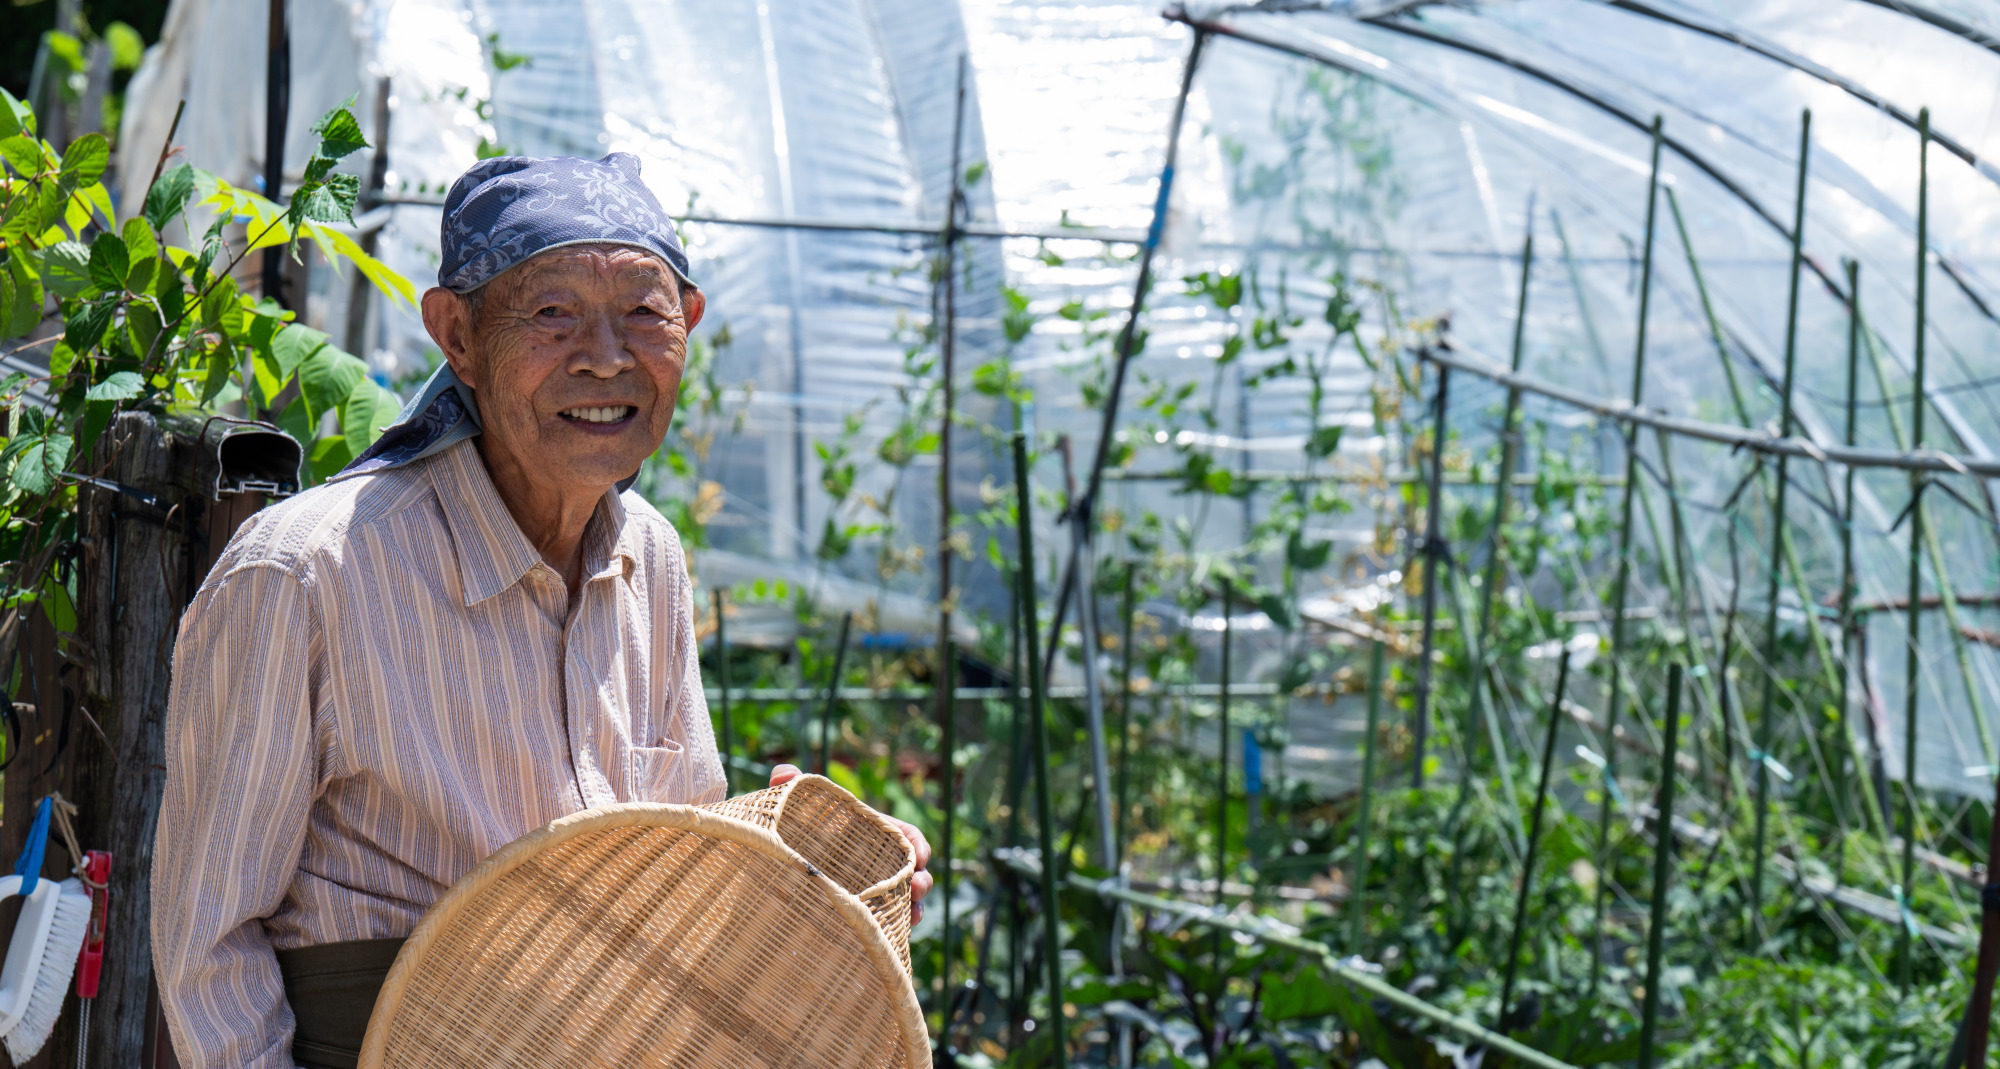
[1305,425,1343,460]
[87,233,129,292]
[0,269,13,341]
[1255,591,1294,629]
[76,399,115,458]
[308,434,353,482]
[105,22,145,71]
[269,323,330,381]
[1286,531,1332,572]
[121,217,159,267]
[37,240,92,299]
[309,105,369,161]
[10,433,71,496]
[62,300,113,354]
[297,345,367,423]
[0,134,41,178]
[1261,966,1341,1020]
[85,370,144,402]
[275,395,314,451]
[46,342,74,381]
[0,88,25,140]
[292,173,361,224]
[142,163,195,233]
[199,335,237,404]
[341,378,398,449]
[4,255,40,338]
[57,133,108,187]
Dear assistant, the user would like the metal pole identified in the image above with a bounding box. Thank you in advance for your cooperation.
[1837,258,1862,886]
[1411,365,1451,789]
[819,611,854,776]
[713,589,735,794]
[1115,566,1137,854]
[1012,431,1070,1069]
[1350,638,1385,950]
[1217,581,1233,893]
[1750,107,1812,950]
[261,0,291,307]
[934,53,968,1047]
[1075,532,1117,873]
[1590,114,1664,1003]
[1498,649,1571,1033]
[1899,107,1930,992]
[1636,663,1684,1069]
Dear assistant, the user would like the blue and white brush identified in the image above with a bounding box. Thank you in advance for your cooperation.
[2,877,93,1063]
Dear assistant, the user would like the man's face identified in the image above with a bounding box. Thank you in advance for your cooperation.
[422,245,706,495]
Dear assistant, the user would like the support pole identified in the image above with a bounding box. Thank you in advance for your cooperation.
[1751,107,1812,950]
[1350,638,1386,950]
[1115,566,1137,854]
[1636,663,1684,1069]
[261,0,291,307]
[1012,431,1070,1069]
[819,611,854,776]
[1899,107,1931,991]
[713,589,735,794]
[934,52,969,1047]
[1217,581,1233,893]
[1498,649,1571,1032]
[1411,366,1451,789]
[1837,259,1862,885]
[1591,115,1665,1002]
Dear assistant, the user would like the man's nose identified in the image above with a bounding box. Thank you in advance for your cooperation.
[569,309,637,378]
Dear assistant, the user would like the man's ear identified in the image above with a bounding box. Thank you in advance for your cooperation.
[421,287,481,389]
[680,284,705,332]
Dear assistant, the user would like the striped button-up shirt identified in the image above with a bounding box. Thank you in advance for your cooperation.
[153,438,725,1069]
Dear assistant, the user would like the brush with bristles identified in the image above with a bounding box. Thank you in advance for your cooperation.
[3,877,92,1064]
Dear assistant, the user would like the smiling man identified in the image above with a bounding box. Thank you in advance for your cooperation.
[152,154,929,1069]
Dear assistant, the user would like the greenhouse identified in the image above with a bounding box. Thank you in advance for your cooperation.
[5,0,2000,1065]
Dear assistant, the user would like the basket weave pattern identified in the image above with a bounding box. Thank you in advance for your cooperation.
[356,776,926,1069]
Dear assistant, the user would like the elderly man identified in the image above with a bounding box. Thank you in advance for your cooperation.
[153,154,929,1069]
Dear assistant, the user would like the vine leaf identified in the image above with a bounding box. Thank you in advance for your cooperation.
[10,434,71,496]
[57,133,108,186]
[84,371,144,402]
[142,163,195,233]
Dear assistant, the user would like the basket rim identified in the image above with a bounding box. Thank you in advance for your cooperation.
[354,790,928,1069]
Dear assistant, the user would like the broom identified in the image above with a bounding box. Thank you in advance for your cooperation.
[0,797,94,1063]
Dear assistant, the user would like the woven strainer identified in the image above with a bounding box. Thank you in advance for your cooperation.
[356,774,930,1069]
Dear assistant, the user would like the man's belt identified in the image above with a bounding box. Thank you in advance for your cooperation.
[276,937,407,1069]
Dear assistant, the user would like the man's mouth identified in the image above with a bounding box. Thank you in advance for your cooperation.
[559,405,637,425]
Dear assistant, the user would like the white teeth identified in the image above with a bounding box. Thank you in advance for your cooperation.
[562,406,633,424]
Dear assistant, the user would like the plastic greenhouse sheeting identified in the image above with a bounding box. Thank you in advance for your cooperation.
[121,0,2000,796]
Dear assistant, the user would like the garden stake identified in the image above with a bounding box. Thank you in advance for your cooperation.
[935,52,969,1038]
[1411,365,1450,789]
[1218,580,1233,897]
[1751,107,1812,952]
[1012,431,1070,1069]
[1115,566,1136,854]
[818,611,853,776]
[1637,663,1685,1069]
[1590,114,1664,1005]
[1350,638,1385,950]
[1956,738,2000,1067]
[1498,648,1570,1033]
[1899,107,1931,992]
[261,0,291,308]
[1837,258,1862,886]
[713,589,735,794]
[1470,228,1535,789]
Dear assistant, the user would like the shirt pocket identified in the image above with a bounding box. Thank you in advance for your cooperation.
[628,738,687,802]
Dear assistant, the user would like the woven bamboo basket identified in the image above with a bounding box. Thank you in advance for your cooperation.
[355,774,930,1069]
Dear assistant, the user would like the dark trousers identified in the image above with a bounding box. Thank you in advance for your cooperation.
[275,938,407,1069]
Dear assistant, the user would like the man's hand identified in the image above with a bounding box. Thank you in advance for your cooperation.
[769,764,933,923]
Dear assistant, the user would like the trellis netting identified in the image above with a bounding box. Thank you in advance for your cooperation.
[122,0,2000,798]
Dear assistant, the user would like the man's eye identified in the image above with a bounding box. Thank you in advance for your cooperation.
[537,306,562,318]
[632,306,660,317]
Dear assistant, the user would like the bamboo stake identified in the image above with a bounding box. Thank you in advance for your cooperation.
[1750,109,1812,947]
[1837,259,1863,886]
[1350,638,1386,950]
[1411,366,1451,789]
[1899,107,1931,992]
[713,590,735,794]
[935,53,969,1043]
[1590,114,1665,1004]
[1012,431,1069,1068]
[1637,663,1684,1069]
[819,611,854,776]
[1498,649,1571,1033]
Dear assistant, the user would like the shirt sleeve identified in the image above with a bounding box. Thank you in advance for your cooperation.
[153,564,323,1069]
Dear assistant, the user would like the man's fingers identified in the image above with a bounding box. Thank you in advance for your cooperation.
[892,817,932,878]
[910,869,934,924]
[768,763,801,788]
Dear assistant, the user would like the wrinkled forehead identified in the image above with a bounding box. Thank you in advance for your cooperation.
[485,243,683,299]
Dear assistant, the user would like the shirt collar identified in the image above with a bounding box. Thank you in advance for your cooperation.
[429,439,637,607]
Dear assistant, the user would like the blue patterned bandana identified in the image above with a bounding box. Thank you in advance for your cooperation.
[339,153,692,483]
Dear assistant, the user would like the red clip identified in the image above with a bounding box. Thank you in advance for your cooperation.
[76,851,110,1000]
